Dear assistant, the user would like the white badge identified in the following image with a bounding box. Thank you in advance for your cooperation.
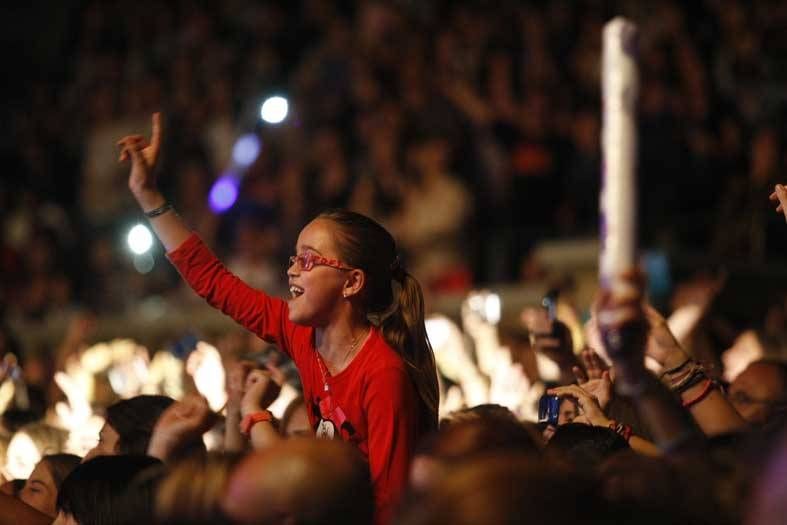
[316,419,336,439]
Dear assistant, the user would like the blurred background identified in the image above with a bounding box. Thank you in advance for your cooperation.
[0,0,786,420]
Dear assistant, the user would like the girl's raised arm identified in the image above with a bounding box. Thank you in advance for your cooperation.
[118,113,191,251]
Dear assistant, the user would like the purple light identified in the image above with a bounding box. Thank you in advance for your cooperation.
[209,175,239,213]
[232,134,261,167]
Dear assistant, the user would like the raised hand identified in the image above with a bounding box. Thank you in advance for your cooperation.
[547,384,611,427]
[148,393,216,461]
[522,306,578,385]
[595,275,650,395]
[117,112,165,210]
[240,369,282,418]
[572,349,613,410]
[643,304,689,372]
[770,183,787,222]
[186,341,227,411]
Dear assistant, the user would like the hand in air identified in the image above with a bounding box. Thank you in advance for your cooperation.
[521,306,574,367]
[148,394,216,460]
[595,273,650,394]
[117,113,162,202]
[240,368,282,418]
[547,384,611,427]
[186,341,227,412]
[770,184,787,222]
[572,348,613,411]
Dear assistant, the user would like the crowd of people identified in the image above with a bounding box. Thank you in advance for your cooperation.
[2,0,787,524]
[4,0,787,325]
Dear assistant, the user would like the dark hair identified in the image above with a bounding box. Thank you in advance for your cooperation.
[40,454,81,490]
[105,395,174,455]
[545,423,630,471]
[440,404,523,428]
[155,452,243,525]
[396,455,609,525]
[223,439,374,525]
[280,395,307,437]
[419,415,542,462]
[318,209,438,430]
[57,455,163,525]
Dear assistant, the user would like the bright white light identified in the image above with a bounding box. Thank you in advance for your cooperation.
[484,293,501,325]
[127,224,153,255]
[232,134,261,167]
[260,96,289,124]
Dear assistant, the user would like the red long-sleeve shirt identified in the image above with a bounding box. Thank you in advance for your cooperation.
[168,233,424,523]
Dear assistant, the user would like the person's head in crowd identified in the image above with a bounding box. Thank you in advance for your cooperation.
[279,396,312,438]
[706,432,757,525]
[544,423,630,473]
[19,454,81,517]
[222,439,373,525]
[308,209,439,429]
[410,408,541,492]
[439,403,525,428]
[558,397,579,424]
[398,454,608,525]
[5,422,67,479]
[54,455,163,525]
[540,397,580,442]
[728,360,787,425]
[599,450,720,525]
[84,395,174,461]
[156,452,243,525]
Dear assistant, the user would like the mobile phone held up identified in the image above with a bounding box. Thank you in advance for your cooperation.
[538,394,561,426]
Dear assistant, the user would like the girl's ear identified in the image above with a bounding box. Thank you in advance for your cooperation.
[342,269,366,299]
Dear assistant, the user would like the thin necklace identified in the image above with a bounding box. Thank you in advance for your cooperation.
[317,327,369,390]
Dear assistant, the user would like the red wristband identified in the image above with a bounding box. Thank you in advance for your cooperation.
[240,411,274,436]
[608,420,633,442]
[682,379,716,409]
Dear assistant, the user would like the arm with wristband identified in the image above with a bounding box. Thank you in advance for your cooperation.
[644,305,746,436]
[118,113,191,252]
[240,369,282,451]
[548,383,660,457]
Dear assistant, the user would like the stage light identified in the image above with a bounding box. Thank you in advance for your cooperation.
[127,224,153,255]
[209,173,239,213]
[260,96,289,124]
[232,133,261,167]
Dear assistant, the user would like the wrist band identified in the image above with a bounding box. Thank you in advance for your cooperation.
[608,420,633,442]
[144,203,174,218]
[674,370,708,394]
[240,410,274,436]
[682,378,716,408]
[659,358,692,379]
[664,361,706,392]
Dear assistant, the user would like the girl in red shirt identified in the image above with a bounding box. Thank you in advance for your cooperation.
[117,115,438,523]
